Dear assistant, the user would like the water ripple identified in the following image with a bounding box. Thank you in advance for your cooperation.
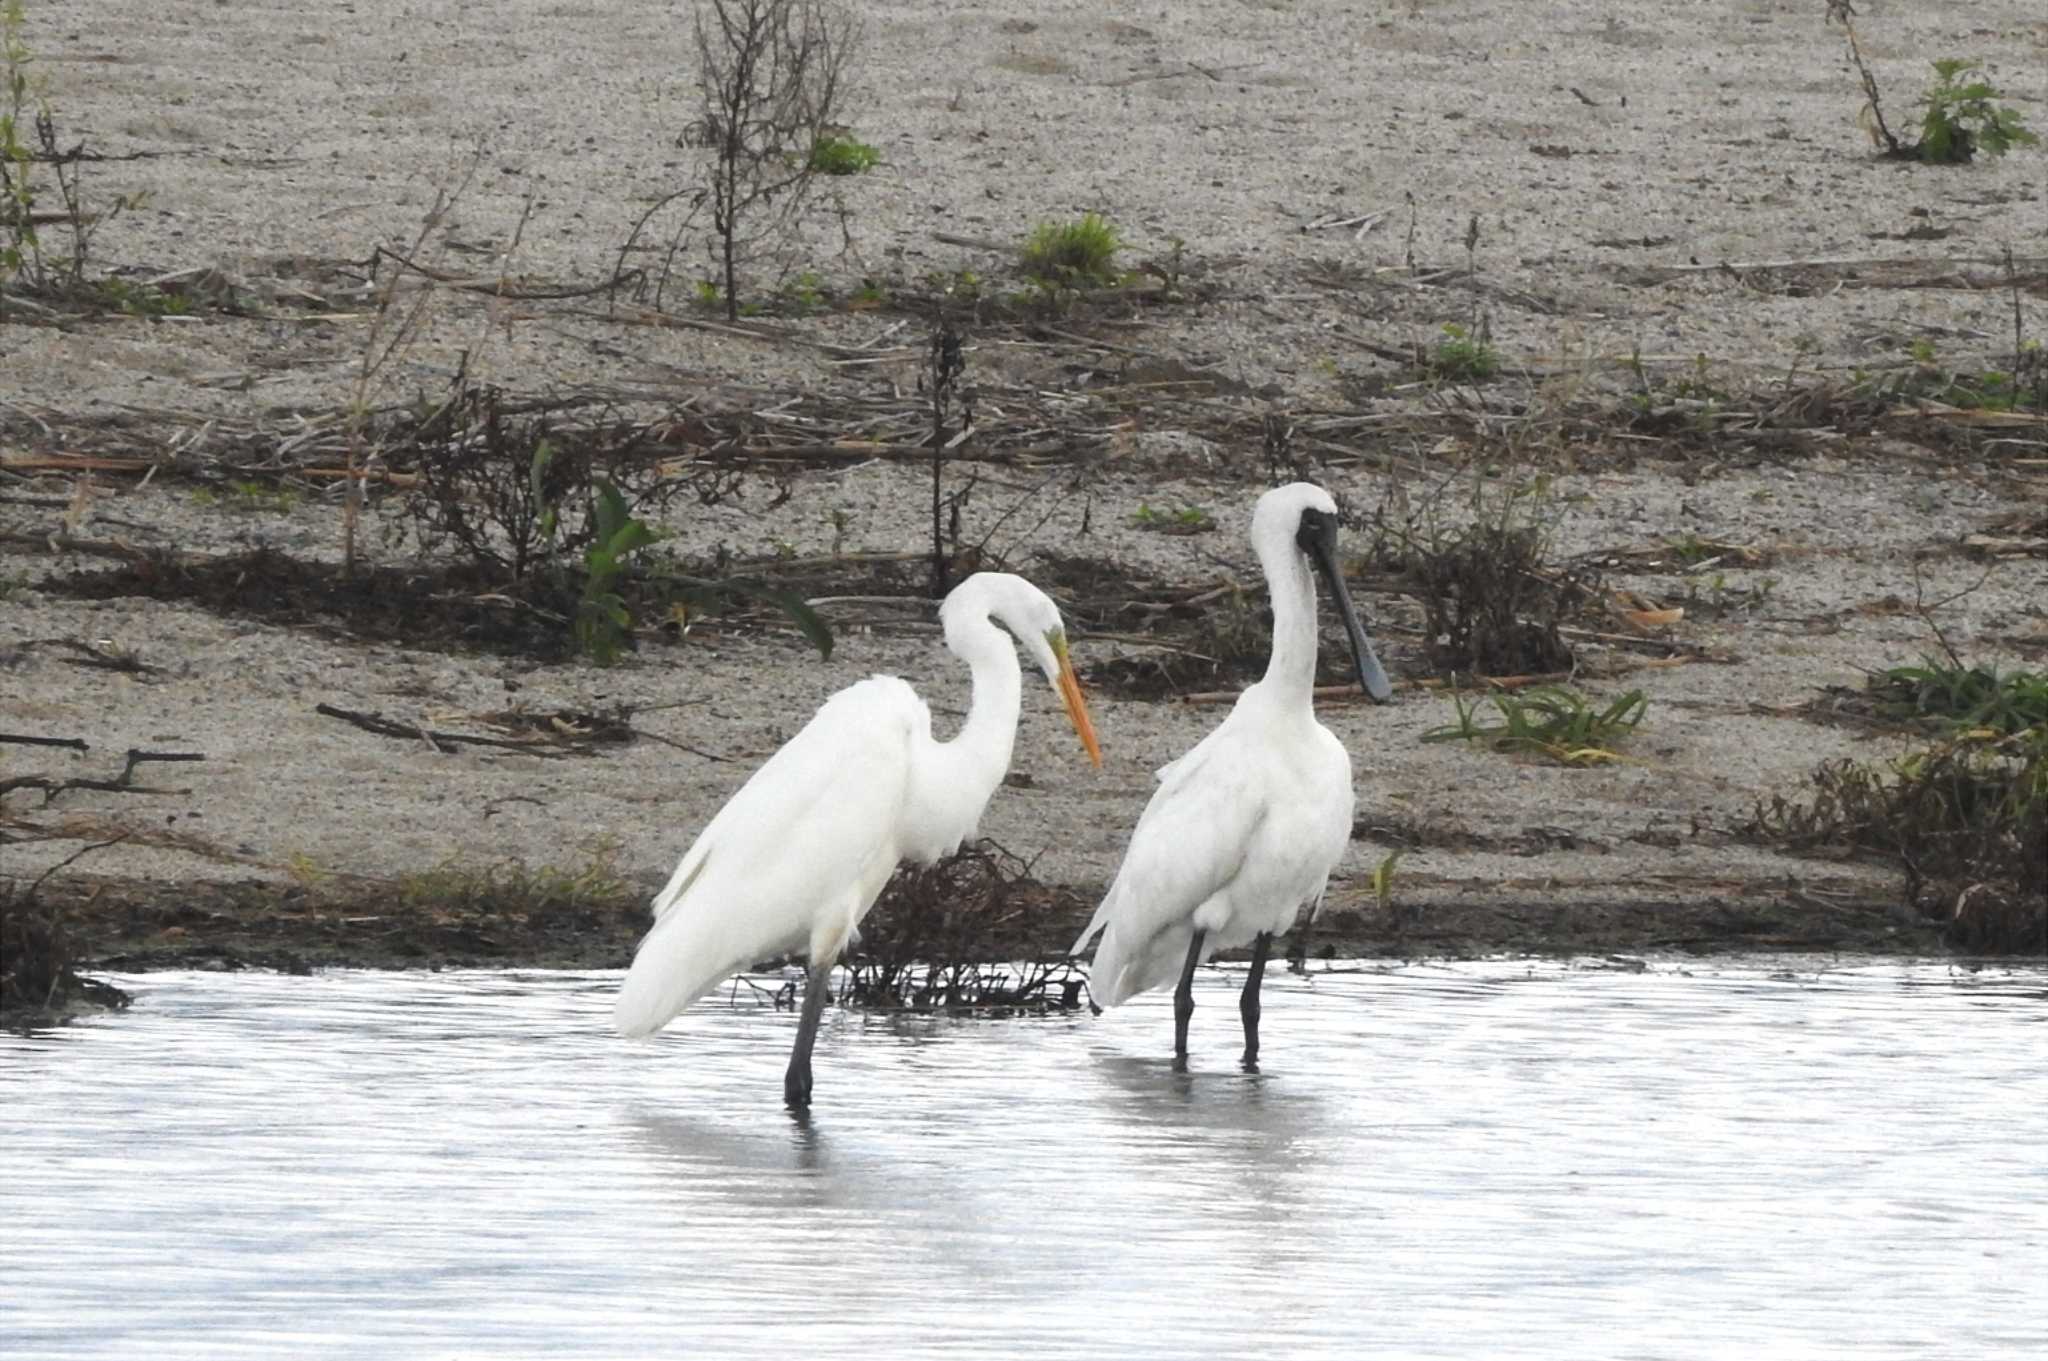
[4,959,2045,1359]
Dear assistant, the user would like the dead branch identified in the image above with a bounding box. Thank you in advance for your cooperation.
[0,733,90,753]
[313,703,615,757]
[0,748,205,802]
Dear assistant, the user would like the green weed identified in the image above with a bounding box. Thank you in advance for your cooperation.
[1020,212,1121,289]
[1429,323,1499,382]
[1913,59,2037,163]
[1871,657,2048,737]
[778,270,825,313]
[191,479,300,514]
[1129,504,1214,535]
[808,133,880,175]
[96,277,191,318]
[573,478,661,665]
[1423,685,1649,766]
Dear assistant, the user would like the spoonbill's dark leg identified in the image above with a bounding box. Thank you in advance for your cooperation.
[1240,931,1274,1072]
[1173,929,1206,1070]
[784,957,835,1109]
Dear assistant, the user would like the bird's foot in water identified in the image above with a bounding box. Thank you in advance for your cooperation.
[1240,1049,1261,1074]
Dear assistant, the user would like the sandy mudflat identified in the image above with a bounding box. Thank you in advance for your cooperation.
[3,0,2044,969]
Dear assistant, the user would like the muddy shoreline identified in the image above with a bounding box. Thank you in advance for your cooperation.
[26,869,1948,985]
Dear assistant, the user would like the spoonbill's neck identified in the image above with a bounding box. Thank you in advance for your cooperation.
[1257,537,1321,705]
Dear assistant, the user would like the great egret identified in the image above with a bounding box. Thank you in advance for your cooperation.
[1073,482,1391,1070]
[615,571,1102,1108]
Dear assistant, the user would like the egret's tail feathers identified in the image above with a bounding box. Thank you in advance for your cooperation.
[613,897,754,1038]
[1069,903,1110,962]
[1085,919,1196,1010]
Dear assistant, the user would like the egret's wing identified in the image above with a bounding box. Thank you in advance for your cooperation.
[1073,724,1274,1006]
[614,677,924,1037]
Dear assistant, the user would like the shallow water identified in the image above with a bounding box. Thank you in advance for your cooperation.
[4,960,2045,1359]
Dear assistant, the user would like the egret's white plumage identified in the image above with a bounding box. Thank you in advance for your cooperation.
[1073,483,1390,1064]
[614,572,1100,1104]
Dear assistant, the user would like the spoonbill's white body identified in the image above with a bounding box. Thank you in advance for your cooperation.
[1074,483,1391,1067]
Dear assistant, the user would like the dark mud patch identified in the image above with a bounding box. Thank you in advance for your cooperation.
[36,866,1954,991]
[1303,882,1944,959]
[49,549,583,658]
[40,875,650,974]
[2,881,134,1027]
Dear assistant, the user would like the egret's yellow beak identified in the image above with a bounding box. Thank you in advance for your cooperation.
[1051,634,1102,768]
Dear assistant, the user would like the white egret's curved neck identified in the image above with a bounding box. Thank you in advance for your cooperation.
[1256,529,1320,703]
[941,592,1024,802]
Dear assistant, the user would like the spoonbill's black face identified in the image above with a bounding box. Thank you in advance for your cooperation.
[1295,507,1393,703]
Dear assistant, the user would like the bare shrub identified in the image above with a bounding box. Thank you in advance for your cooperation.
[688,0,859,321]
[1367,472,1593,678]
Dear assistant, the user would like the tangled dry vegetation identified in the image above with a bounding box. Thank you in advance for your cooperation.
[843,841,1090,1013]
[1,844,132,1022]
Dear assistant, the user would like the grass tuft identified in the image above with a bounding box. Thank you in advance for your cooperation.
[1870,657,2048,737]
[398,836,630,918]
[1020,212,1121,289]
[1422,685,1648,766]
[1429,323,1499,382]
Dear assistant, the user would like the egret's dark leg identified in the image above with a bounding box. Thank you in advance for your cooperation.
[784,957,834,1109]
[1173,929,1206,1070]
[1240,931,1273,1072]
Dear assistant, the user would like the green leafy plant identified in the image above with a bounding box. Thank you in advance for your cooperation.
[96,277,191,318]
[1020,212,1121,289]
[1423,685,1648,766]
[1871,657,2048,737]
[1879,344,2046,413]
[574,478,663,665]
[779,269,825,312]
[808,133,879,175]
[1129,504,1214,535]
[1429,322,1499,382]
[1913,59,2037,163]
